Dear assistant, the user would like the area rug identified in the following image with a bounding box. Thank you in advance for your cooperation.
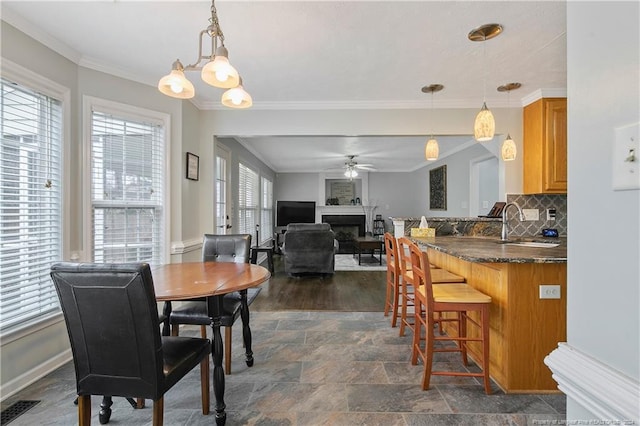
[334,254,387,271]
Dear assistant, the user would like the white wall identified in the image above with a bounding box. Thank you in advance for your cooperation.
[565,1,639,421]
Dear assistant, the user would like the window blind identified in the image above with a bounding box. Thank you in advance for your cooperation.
[260,177,273,244]
[238,163,259,235]
[90,111,165,265]
[0,78,63,332]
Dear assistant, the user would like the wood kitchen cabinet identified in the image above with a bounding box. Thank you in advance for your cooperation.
[523,98,567,194]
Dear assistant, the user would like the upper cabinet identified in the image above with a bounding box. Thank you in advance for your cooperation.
[523,98,567,194]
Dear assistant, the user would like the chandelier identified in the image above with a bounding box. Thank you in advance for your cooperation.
[157,0,252,108]
[468,23,503,141]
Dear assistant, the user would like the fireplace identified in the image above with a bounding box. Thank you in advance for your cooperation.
[322,215,366,254]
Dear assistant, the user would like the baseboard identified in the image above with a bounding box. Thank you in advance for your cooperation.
[545,343,639,421]
[1,349,72,402]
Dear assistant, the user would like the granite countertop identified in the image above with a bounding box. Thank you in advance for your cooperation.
[411,235,567,264]
[390,217,501,222]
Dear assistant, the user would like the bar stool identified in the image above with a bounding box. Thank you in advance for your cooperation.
[408,241,492,394]
[397,237,466,337]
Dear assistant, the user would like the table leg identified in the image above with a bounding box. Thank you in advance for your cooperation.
[208,296,226,426]
[161,301,172,336]
[239,289,254,367]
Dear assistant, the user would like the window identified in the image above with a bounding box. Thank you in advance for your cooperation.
[260,177,273,244]
[88,101,167,265]
[237,162,259,236]
[0,76,63,333]
[215,145,230,235]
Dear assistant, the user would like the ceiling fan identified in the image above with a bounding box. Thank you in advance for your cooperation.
[326,155,376,178]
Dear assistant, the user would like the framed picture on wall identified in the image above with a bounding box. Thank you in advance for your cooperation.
[186,152,199,181]
[429,165,447,210]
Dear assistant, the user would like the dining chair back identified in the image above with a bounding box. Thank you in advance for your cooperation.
[202,233,251,263]
[170,233,263,375]
[50,262,211,425]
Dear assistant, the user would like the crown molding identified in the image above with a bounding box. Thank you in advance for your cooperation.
[2,8,81,64]
[521,88,568,106]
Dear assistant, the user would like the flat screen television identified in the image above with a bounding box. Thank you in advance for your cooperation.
[276,201,316,226]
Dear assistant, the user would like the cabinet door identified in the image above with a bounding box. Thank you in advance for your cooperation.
[543,99,567,192]
[523,98,567,194]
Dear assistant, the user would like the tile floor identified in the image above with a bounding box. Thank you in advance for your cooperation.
[2,311,566,425]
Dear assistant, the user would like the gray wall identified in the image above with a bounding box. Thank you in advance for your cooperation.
[566,1,639,420]
[1,21,189,395]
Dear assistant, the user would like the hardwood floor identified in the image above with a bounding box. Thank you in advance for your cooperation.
[251,254,386,312]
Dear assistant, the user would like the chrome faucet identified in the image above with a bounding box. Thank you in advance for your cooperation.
[501,202,524,241]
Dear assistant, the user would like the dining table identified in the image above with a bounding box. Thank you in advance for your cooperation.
[152,261,271,426]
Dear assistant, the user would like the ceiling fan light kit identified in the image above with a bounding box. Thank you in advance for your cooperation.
[158,0,251,108]
[469,23,502,142]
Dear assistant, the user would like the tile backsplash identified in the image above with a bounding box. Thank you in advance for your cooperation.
[506,194,567,237]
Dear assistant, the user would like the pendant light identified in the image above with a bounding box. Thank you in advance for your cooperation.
[421,84,444,161]
[497,82,521,161]
[468,23,503,142]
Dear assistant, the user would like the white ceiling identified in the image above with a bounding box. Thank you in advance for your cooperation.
[1,1,567,172]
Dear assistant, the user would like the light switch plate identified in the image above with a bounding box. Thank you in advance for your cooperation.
[612,122,640,191]
[523,209,539,221]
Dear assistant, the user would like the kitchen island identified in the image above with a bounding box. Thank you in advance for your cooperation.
[411,235,567,393]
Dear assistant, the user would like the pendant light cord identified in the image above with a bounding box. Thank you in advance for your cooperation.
[430,91,435,139]
[482,35,487,103]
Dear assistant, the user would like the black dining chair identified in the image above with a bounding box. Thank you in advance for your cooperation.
[50,262,211,426]
[169,233,262,374]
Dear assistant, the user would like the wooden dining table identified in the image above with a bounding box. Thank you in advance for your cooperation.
[152,261,270,426]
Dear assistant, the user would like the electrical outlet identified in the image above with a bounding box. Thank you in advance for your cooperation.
[539,285,561,299]
[523,209,539,221]
[546,208,556,221]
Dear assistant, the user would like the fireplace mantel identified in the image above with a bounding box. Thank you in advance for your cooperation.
[316,205,368,222]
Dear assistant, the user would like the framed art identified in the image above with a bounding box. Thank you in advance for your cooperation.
[186,152,199,181]
[429,165,447,210]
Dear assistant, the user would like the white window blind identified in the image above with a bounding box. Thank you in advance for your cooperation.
[238,163,259,236]
[90,110,165,265]
[0,77,63,333]
[260,177,273,244]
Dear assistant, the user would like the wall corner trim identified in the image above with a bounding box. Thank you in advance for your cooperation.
[545,343,640,421]
[170,238,203,255]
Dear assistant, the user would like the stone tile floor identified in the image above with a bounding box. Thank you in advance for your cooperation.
[2,311,565,425]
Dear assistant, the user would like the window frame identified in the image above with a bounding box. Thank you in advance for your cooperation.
[82,96,171,265]
[260,175,274,245]
[0,59,71,340]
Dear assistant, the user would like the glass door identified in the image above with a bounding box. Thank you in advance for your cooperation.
[215,142,232,234]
